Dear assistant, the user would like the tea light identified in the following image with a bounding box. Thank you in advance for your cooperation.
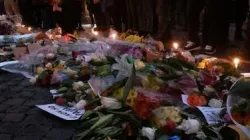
[173,42,179,50]
[111,33,117,40]
[233,58,240,69]
[93,31,98,36]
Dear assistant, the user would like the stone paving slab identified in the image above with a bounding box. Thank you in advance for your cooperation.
[0,70,77,140]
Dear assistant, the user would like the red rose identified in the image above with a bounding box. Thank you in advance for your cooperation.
[56,97,66,106]
[162,120,176,135]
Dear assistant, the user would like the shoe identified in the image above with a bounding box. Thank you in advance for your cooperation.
[204,45,216,55]
[184,41,201,51]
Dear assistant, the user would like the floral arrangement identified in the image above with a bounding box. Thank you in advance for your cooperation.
[24,38,243,140]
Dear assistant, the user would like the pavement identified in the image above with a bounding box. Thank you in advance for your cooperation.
[0,70,77,140]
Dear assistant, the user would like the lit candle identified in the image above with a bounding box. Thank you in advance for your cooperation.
[92,31,98,36]
[172,42,179,50]
[233,58,240,69]
[111,33,117,40]
[28,27,32,31]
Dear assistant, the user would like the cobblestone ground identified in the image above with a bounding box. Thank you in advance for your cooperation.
[0,70,77,140]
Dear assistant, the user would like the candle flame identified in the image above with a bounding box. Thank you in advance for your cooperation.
[173,42,179,49]
[233,58,240,69]
[28,27,32,31]
[111,33,117,40]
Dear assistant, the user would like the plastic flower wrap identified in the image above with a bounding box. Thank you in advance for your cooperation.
[227,77,250,138]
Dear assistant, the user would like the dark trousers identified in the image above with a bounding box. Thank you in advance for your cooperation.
[19,0,33,26]
[87,2,95,25]
[235,0,249,36]
[75,0,84,28]
[108,0,127,32]
[93,3,106,29]
[155,0,171,42]
[187,0,230,46]
[0,2,5,15]
[32,5,43,28]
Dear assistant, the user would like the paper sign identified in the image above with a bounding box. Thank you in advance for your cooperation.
[197,107,223,124]
[181,95,189,105]
[36,104,84,120]
[27,43,43,53]
[13,47,28,59]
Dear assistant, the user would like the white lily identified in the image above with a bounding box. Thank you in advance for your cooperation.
[112,54,133,79]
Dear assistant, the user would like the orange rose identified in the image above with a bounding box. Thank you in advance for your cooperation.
[187,95,207,107]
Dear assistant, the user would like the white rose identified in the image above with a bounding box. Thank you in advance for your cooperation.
[177,118,200,134]
[208,99,222,108]
[75,100,87,110]
[141,127,156,140]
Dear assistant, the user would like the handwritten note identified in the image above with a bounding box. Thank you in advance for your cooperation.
[36,104,84,120]
[197,107,223,124]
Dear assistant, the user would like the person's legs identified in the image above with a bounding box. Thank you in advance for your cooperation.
[203,0,231,54]
[11,0,20,15]
[87,3,95,25]
[235,0,249,40]
[4,0,13,15]
[155,0,171,42]
[186,0,205,45]
[0,1,5,15]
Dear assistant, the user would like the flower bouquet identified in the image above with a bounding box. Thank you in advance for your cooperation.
[227,77,250,138]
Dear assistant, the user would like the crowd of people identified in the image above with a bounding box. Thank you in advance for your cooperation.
[0,0,249,54]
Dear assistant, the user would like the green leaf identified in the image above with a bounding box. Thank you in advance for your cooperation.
[123,65,136,104]
[80,110,95,121]
[57,87,68,93]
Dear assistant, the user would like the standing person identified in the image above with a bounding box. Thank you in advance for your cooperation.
[4,0,20,15]
[184,0,230,55]
[235,0,249,40]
